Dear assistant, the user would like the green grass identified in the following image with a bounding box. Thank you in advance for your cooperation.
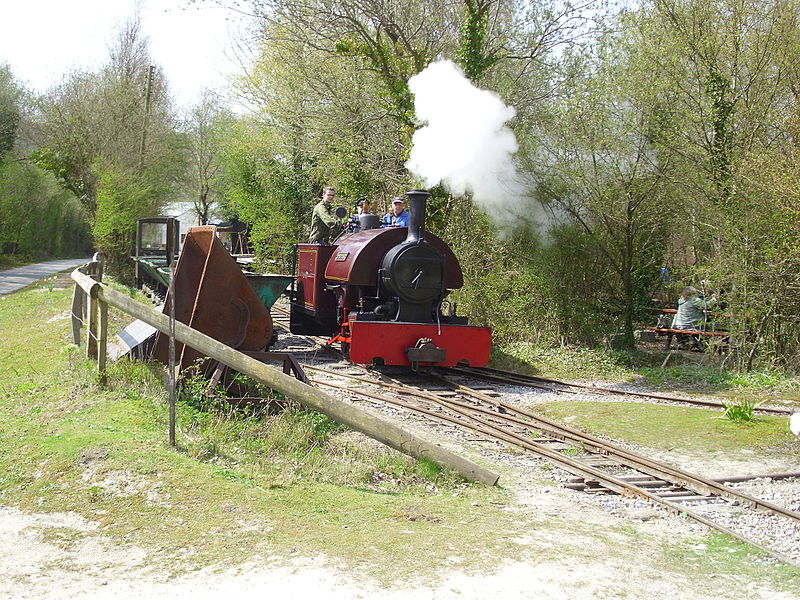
[493,342,800,403]
[491,343,631,380]
[637,364,800,393]
[536,401,796,454]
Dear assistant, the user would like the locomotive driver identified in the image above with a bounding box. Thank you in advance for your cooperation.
[381,197,409,227]
[309,186,341,244]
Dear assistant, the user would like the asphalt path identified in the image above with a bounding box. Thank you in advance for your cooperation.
[0,258,91,296]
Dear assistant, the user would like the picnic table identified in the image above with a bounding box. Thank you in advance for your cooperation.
[646,308,730,350]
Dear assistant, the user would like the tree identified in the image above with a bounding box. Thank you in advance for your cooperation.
[182,90,234,225]
[517,23,683,347]
[618,0,800,365]
[0,64,22,158]
[0,160,90,257]
[220,119,315,271]
[31,15,177,214]
[29,15,182,279]
[234,11,417,213]
[245,0,462,127]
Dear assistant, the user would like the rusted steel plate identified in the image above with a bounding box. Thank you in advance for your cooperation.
[153,226,273,373]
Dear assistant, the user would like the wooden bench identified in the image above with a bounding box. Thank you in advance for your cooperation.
[646,326,729,350]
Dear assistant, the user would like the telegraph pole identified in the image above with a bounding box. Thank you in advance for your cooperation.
[138,65,156,174]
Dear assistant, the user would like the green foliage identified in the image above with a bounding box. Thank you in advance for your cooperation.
[0,159,90,257]
[221,125,313,271]
[333,30,422,127]
[93,167,166,283]
[0,64,22,158]
[32,15,180,236]
[721,398,760,424]
[30,138,97,209]
[705,70,735,204]
[440,205,552,345]
[457,0,498,81]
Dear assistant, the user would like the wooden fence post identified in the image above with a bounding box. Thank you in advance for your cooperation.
[86,288,98,359]
[70,285,84,346]
[81,253,105,364]
[97,293,108,383]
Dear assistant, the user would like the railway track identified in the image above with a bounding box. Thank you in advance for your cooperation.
[296,360,800,566]
[444,365,794,416]
[270,301,800,564]
[274,301,794,416]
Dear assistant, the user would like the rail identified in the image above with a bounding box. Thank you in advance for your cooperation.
[69,257,498,485]
[299,362,800,566]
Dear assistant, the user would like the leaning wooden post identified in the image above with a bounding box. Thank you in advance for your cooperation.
[70,273,499,486]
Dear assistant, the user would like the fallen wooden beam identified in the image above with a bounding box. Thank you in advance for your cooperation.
[71,269,499,486]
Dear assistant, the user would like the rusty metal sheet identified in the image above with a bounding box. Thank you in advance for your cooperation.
[153,226,273,374]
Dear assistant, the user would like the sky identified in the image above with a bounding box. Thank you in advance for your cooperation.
[0,0,252,108]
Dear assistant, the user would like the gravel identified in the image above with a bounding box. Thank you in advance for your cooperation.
[292,342,800,566]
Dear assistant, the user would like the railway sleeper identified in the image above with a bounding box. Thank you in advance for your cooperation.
[667,496,725,505]
[655,491,712,500]
[571,455,617,466]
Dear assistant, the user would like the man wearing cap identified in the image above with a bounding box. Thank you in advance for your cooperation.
[381,197,409,227]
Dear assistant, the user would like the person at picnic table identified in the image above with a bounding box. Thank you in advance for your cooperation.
[381,197,409,227]
[671,286,715,351]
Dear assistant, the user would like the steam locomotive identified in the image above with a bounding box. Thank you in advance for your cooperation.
[289,190,491,369]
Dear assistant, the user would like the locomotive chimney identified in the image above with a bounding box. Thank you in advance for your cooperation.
[404,189,430,244]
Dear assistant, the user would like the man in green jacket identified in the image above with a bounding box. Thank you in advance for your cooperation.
[309,187,341,244]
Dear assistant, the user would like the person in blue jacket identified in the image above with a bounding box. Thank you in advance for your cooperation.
[381,197,409,227]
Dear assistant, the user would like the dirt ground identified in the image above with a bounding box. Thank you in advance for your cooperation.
[1,443,798,600]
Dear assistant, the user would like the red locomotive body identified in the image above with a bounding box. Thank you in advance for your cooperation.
[290,190,491,369]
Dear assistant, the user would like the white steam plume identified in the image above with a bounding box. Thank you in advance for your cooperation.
[405,60,529,231]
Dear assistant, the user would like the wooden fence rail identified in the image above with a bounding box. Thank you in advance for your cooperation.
[70,259,498,486]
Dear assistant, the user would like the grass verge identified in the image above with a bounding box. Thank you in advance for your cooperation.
[0,283,525,581]
[493,342,800,402]
[535,401,797,455]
